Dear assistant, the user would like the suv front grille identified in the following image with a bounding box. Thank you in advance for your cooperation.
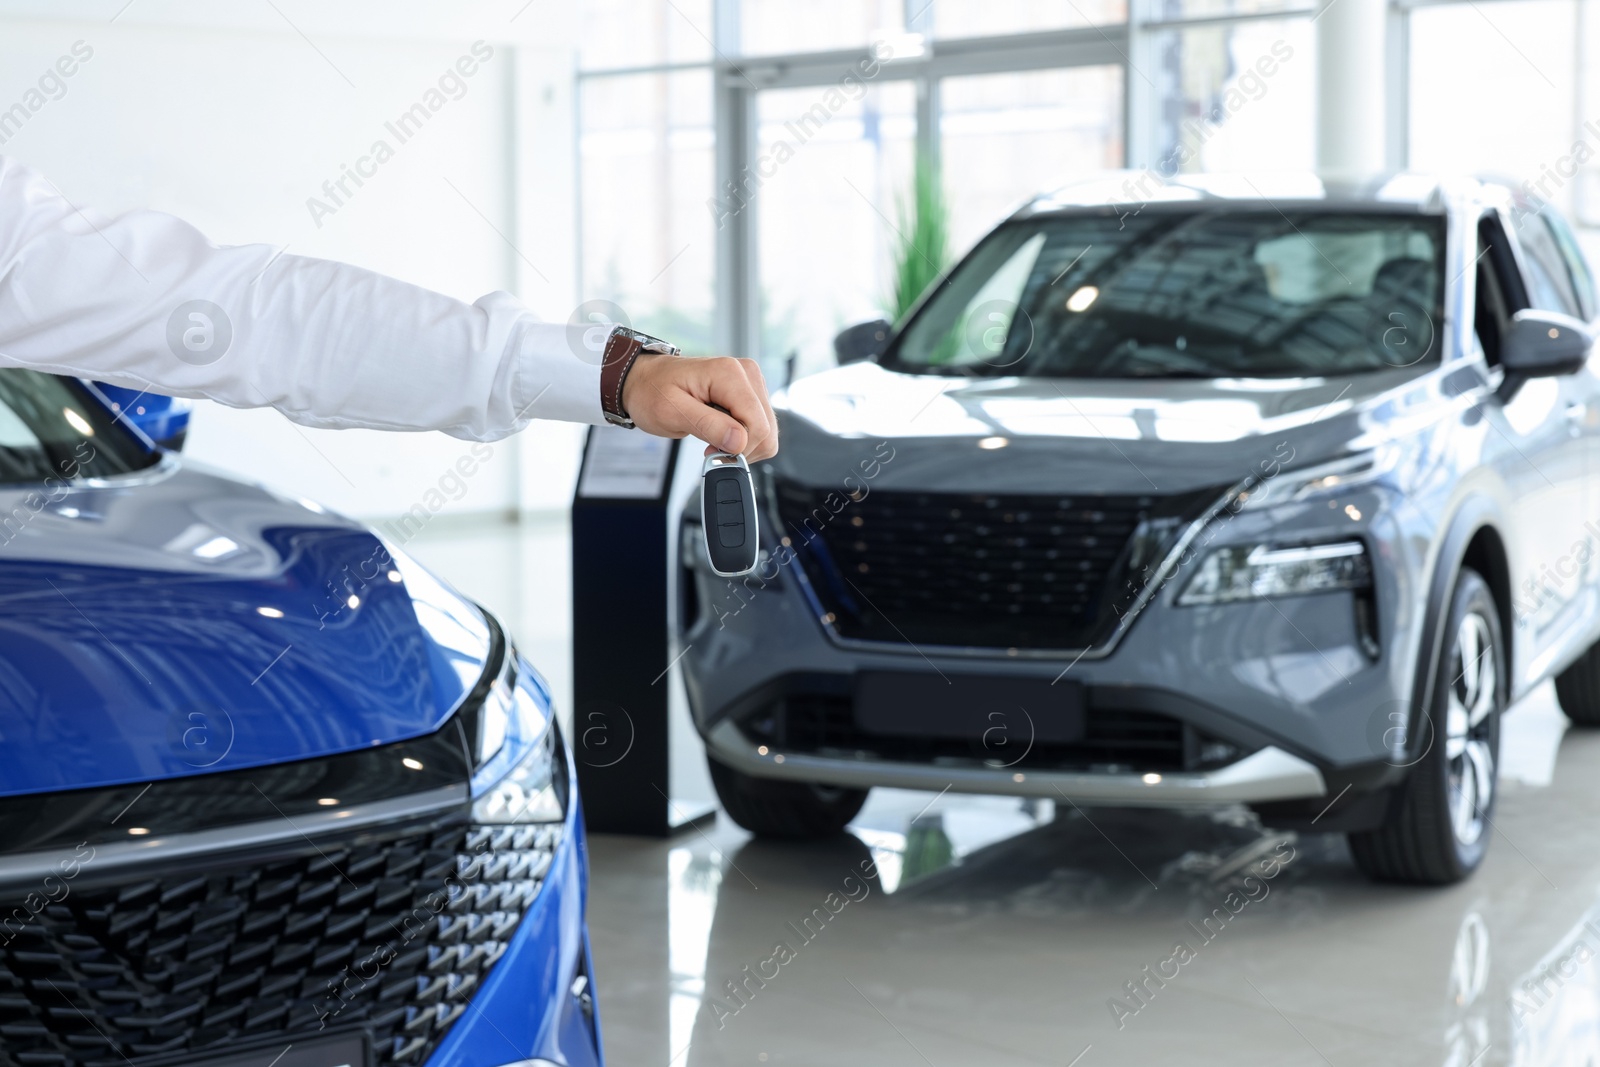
[775,482,1215,650]
[0,820,557,1067]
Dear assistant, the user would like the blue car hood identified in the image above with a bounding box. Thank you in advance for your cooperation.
[0,457,490,798]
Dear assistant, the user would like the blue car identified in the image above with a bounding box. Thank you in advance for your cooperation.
[88,382,194,451]
[0,371,601,1067]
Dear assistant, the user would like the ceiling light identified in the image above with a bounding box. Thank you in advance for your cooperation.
[402,757,424,771]
[62,408,94,436]
[256,606,284,618]
[1066,285,1099,312]
[871,30,926,60]
[1142,772,1162,784]
[127,827,150,836]
[978,436,1009,450]
[317,797,339,806]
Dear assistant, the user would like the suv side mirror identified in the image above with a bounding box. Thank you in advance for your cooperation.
[834,319,891,365]
[1498,309,1590,400]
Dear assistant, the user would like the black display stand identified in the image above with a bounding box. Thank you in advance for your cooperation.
[571,426,717,837]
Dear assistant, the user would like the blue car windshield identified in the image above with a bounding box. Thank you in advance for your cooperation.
[887,209,1447,378]
[0,371,158,484]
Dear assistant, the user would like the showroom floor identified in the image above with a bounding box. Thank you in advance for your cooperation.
[410,517,1596,1067]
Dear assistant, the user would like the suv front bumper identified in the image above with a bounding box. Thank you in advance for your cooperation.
[704,718,1326,805]
[681,516,1414,814]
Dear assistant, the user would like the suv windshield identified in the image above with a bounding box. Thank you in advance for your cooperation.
[888,209,1447,379]
[0,371,159,484]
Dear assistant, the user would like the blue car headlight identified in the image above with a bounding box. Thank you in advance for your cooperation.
[470,643,568,825]
[1178,541,1372,605]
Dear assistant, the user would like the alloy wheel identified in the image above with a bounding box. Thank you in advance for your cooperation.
[1444,611,1498,846]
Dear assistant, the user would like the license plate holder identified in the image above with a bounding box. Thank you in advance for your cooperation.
[176,1033,368,1067]
[855,671,1086,744]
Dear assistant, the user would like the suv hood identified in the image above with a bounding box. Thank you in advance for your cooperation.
[0,458,489,797]
[770,362,1452,494]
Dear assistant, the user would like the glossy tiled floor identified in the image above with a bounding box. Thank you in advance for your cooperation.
[410,516,1600,1067]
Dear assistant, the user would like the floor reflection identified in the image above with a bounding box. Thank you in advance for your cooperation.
[1509,901,1600,1065]
[587,683,1600,1066]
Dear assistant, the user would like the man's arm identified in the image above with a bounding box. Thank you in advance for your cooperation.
[0,155,777,457]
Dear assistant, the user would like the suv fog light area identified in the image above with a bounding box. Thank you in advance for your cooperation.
[1178,541,1371,605]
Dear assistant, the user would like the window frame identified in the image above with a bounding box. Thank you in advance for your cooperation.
[573,0,1348,367]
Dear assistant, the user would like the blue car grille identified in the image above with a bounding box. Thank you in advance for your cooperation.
[0,821,557,1067]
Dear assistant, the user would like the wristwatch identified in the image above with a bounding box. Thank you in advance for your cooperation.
[600,326,680,429]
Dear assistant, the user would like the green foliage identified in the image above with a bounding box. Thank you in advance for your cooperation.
[889,154,951,322]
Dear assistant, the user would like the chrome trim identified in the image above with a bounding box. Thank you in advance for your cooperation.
[705,721,1327,806]
[0,784,467,888]
[781,476,1254,662]
[703,452,750,475]
[73,451,182,489]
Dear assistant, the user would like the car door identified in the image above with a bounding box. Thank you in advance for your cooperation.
[1508,207,1600,643]
[1477,211,1592,659]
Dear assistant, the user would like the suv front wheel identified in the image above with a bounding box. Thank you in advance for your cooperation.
[1348,568,1503,884]
[708,755,869,839]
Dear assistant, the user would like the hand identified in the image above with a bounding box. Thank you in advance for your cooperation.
[622,354,779,461]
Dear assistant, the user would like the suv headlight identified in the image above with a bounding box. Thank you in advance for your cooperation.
[469,633,567,825]
[1178,541,1372,605]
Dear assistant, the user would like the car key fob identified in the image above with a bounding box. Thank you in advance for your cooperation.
[701,452,759,577]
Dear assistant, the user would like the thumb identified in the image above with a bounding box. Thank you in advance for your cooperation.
[701,407,747,454]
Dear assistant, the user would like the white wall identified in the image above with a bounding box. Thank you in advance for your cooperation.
[0,0,586,519]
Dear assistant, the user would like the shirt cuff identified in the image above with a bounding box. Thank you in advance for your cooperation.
[504,314,606,431]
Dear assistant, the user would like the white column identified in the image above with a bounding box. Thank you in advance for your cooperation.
[1315,0,1389,176]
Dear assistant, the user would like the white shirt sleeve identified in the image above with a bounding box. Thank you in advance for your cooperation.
[0,155,603,441]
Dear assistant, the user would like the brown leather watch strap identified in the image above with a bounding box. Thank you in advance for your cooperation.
[600,326,679,428]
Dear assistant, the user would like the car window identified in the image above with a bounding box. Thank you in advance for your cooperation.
[1514,212,1582,316]
[922,233,1046,368]
[888,210,1447,379]
[1475,213,1527,369]
[0,372,159,484]
[1542,208,1597,319]
[1474,251,1505,367]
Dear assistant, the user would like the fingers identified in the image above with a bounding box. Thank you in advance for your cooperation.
[701,403,749,455]
[740,358,780,461]
[622,352,780,460]
[702,357,775,460]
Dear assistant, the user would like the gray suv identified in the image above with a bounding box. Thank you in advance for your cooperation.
[678,173,1600,885]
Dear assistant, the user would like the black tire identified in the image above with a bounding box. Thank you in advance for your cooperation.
[1348,567,1504,885]
[707,755,869,839]
[1555,640,1600,725]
